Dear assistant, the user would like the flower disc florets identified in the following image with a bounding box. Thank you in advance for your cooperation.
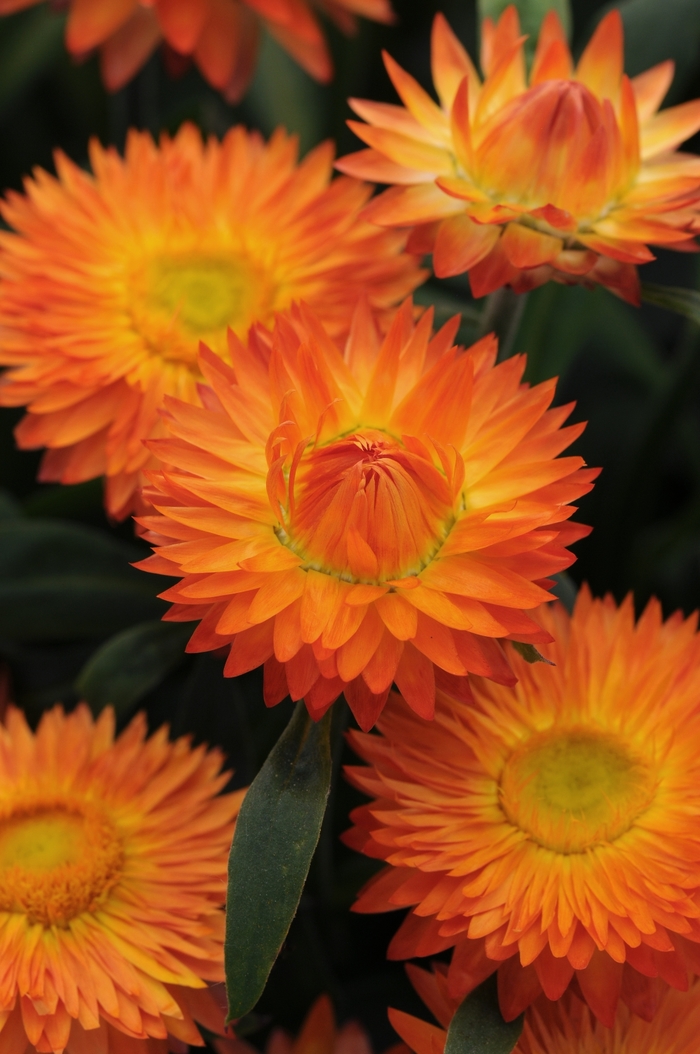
[0,703,243,1054]
[344,588,700,1026]
[0,123,424,518]
[138,296,595,730]
[338,5,700,303]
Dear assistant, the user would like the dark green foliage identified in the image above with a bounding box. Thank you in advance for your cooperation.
[225,704,333,1019]
[445,978,523,1054]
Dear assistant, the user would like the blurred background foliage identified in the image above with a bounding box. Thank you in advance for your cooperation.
[0,0,698,1049]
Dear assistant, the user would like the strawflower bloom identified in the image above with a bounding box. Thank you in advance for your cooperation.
[137,296,595,731]
[390,962,700,1054]
[216,993,407,1054]
[344,588,700,1025]
[0,702,243,1054]
[0,0,393,98]
[337,6,700,303]
[0,122,423,519]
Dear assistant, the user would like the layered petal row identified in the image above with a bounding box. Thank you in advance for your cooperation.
[344,588,700,1024]
[137,296,595,730]
[338,6,700,303]
[0,703,242,1054]
[0,123,423,518]
[0,0,393,98]
[391,962,700,1054]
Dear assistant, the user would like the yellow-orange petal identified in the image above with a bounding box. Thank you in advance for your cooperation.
[338,6,700,299]
[0,123,424,519]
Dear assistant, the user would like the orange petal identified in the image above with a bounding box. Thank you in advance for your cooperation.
[246,568,306,624]
[263,655,289,706]
[375,592,418,640]
[500,223,563,268]
[387,1009,445,1054]
[383,51,451,137]
[576,9,623,103]
[363,184,464,227]
[66,0,137,52]
[467,238,518,298]
[346,121,453,176]
[578,232,654,264]
[632,60,674,122]
[335,147,430,185]
[433,215,500,278]
[156,0,208,52]
[300,570,343,643]
[337,606,385,682]
[285,643,320,700]
[362,631,404,694]
[530,10,572,85]
[224,620,275,676]
[343,677,390,731]
[576,952,624,1027]
[394,642,435,719]
[641,99,700,160]
[431,12,481,110]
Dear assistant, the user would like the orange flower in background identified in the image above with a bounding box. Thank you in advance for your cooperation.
[0,123,423,519]
[338,6,700,304]
[390,963,700,1054]
[0,0,393,98]
[0,702,243,1054]
[216,992,407,1054]
[138,296,595,731]
[344,588,700,1025]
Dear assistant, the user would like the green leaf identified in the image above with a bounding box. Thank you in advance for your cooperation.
[641,283,700,326]
[445,976,523,1054]
[478,0,572,52]
[513,284,666,389]
[246,31,325,156]
[0,7,65,119]
[225,703,332,1020]
[0,519,167,641]
[0,489,21,519]
[75,621,191,716]
[596,0,700,104]
[511,641,554,665]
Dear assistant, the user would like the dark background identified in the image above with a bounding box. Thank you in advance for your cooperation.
[0,0,699,1048]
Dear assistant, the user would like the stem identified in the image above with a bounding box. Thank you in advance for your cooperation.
[478,287,528,360]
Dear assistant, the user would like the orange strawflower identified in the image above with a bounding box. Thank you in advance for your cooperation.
[0,122,423,519]
[0,0,393,97]
[0,702,243,1054]
[344,588,700,1025]
[390,963,700,1054]
[337,6,700,304]
[216,993,407,1054]
[137,296,595,731]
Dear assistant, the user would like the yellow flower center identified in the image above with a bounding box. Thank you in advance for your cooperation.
[129,251,276,363]
[285,429,455,582]
[499,728,656,853]
[0,801,124,925]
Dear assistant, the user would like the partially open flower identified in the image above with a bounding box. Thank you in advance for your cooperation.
[0,0,393,98]
[138,297,594,731]
[338,6,700,303]
[216,993,407,1054]
[344,588,700,1024]
[391,963,700,1054]
[0,123,423,519]
[0,702,243,1053]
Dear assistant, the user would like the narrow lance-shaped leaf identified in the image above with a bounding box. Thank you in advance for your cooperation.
[75,621,192,717]
[641,283,700,326]
[445,977,523,1054]
[225,703,332,1020]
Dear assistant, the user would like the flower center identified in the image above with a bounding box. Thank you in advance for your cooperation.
[0,802,124,925]
[499,728,656,853]
[285,429,455,583]
[129,251,275,363]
